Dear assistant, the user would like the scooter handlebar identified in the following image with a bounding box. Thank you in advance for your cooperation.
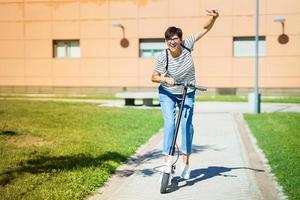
[193,85,207,91]
[174,82,207,91]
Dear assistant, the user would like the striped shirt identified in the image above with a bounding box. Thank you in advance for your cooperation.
[155,35,196,94]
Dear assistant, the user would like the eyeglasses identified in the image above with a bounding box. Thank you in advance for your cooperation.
[166,37,180,42]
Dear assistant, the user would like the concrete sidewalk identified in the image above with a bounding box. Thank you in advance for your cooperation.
[88,102,292,200]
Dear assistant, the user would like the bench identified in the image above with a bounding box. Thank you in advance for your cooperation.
[115,92,159,106]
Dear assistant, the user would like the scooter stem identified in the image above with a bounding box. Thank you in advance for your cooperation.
[168,84,188,156]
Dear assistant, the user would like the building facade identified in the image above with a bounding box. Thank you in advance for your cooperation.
[0,0,299,95]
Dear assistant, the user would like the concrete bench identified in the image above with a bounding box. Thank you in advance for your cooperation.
[115,92,159,106]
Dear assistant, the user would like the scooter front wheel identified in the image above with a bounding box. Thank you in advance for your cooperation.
[160,172,169,194]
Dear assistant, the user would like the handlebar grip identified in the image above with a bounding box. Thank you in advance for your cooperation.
[193,86,207,91]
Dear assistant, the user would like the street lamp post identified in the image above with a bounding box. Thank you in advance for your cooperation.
[253,0,261,113]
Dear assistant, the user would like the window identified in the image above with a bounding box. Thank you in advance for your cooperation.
[53,40,80,58]
[233,36,266,57]
[139,39,165,58]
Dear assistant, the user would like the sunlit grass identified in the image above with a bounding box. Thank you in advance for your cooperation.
[244,113,300,200]
[1,94,300,104]
[0,100,162,200]
[196,95,300,103]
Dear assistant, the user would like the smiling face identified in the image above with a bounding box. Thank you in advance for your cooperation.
[164,26,183,53]
[166,36,182,52]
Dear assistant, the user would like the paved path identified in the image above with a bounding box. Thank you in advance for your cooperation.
[88,102,294,200]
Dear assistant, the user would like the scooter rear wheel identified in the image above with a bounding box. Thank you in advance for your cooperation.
[160,172,169,194]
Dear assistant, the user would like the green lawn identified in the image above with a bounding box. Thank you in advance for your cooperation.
[0,94,118,100]
[2,94,300,104]
[244,112,300,200]
[0,100,163,200]
[196,95,247,102]
[196,95,300,103]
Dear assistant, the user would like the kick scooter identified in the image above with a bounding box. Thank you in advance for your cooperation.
[160,82,206,194]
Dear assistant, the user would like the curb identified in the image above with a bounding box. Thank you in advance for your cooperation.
[234,113,287,200]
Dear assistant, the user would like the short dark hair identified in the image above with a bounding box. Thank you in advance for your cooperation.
[164,26,183,40]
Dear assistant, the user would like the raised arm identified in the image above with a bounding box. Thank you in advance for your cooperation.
[194,9,219,42]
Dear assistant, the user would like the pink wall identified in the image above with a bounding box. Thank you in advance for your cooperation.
[0,0,299,91]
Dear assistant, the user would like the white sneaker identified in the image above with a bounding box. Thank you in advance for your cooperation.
[159,172,163,183]
[180,164,191,180]
[158,161,167,183]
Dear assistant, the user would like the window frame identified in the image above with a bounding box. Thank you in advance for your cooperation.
[139,38,166,58]
[53,40,80,59]
[233,36,266,57]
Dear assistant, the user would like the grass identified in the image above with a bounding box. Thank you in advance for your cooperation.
[0,100,163,200]
[262,96,300,104]
[1,94,300,104]
[196,95,246,102]
[196,95,300,103]
[0,94,118,100]
[244,112,300,200]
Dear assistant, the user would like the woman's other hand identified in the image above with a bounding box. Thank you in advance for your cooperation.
[206,9,219,19]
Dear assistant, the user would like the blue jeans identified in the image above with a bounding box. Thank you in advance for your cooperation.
[159,85,195,155]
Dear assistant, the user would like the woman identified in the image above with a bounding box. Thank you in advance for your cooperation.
[151,9,219,179]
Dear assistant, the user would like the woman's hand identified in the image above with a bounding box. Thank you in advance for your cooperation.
[206,9,219,19]
[151,71,175,86]
[164,77,175,86]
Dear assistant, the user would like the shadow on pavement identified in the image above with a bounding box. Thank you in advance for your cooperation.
[168,166,264,193]
[115,144,223,178]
